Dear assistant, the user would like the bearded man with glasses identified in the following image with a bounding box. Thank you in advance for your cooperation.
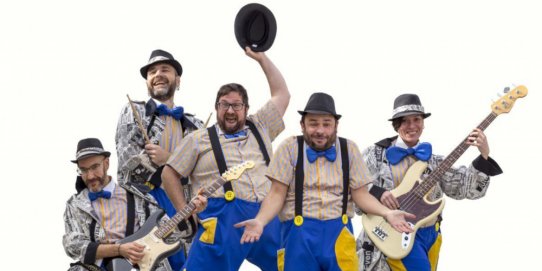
[161,47,290,271]
[63,138,205,271]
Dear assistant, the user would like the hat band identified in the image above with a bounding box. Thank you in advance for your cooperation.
[148,56,170,63]
[392,104,425,115]
[75,147,105,158]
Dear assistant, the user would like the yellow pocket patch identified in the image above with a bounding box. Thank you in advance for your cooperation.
[334,227,358,271]
[199,217,218,244]
[277,248,285,271]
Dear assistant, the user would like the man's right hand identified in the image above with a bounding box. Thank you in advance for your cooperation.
[234,219,264,244]
[381,191,400,210]
[119,242,145,263]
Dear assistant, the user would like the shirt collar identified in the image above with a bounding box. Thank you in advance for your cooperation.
[394,136,420,149]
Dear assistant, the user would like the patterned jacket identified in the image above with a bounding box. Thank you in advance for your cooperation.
[356,136,502,271]
[63,182,181,271]
[115,99,203,187]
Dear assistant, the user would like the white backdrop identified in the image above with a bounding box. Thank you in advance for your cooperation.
[0,0,539,270]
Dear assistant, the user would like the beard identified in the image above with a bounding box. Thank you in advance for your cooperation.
[148,76,176,101]
[303,130,337,151]
[84,169,109,192]
[217,112,246,134]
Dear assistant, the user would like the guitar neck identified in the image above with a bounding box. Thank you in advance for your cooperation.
[418,112,498,194]
[154,176,228,238]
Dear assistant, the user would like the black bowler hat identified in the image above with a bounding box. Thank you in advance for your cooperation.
[139,49,183,79]
[234,3,277,52]
[388,93,431,121]
[71,138,111,163]
[298,92,342,120]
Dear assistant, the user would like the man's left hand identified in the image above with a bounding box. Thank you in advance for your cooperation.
[466,128,490,159]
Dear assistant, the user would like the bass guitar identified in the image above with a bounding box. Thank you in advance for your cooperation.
[107,161,255,271]
[362,86,527,259]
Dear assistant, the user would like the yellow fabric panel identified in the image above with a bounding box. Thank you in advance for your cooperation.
[428,233,442,271]
[277,248,285,271]
[199,217,218,244]
[334,227,358,271]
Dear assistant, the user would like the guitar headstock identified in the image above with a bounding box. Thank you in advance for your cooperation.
[491,85,528,115]
[222,161,255,181]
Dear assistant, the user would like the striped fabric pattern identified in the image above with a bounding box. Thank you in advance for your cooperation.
[91,184,133,243]
[167,101,284,202]
[160,113,184,153]
[266,136,373,221]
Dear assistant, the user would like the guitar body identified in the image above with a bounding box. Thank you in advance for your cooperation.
[362,161,445,259]
[107,210,182,271]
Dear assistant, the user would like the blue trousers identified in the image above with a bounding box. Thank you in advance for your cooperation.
[183,198,281,271]
[280,217,358,271]
[149,187,186,271]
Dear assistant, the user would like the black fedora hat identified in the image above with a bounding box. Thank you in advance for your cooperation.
[298,92,342,120]
[234,3,277,52]
[388,93,431,121]
[71,138,111,163]
[139,49,183,79]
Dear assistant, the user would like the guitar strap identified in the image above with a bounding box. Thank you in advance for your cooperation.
[207,120,270,201]
[125,192,135,236]
[294,136,349,222]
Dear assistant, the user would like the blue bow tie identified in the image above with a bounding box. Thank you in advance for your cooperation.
[224,130,247,139]
[306,146,337,163]
[156,104,184,120]
[386,142,432,165]
[88,190,112,202]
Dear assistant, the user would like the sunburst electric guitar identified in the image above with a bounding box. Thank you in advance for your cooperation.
[362,86,527,259]
[107,161,255,271]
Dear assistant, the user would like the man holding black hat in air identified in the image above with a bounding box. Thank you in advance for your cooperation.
[235,92,414,271]
[63,138,205,271]
[115,49,203,270]
[161,4,289,271]
[355,94,503,271]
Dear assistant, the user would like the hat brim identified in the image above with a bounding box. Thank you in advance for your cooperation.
[71,151,111,163]
[298,110,342,120]
[140,59,183,79]
[388,111,431,121]
[234,3,277,52]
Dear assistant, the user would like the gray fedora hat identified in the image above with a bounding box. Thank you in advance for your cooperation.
[388,93,431,121]
[140,49,183,79]
[298,92,341,119]
[71,138,111,163]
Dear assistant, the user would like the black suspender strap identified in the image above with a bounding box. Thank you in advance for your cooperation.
[339,137,350,218]
[294,136,305,225]
[89,220,96,242]
[125,191,136,236]
[246,120,270,165]
[207,125,232,200]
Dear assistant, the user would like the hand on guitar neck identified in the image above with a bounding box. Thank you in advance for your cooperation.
[466,128,490,159]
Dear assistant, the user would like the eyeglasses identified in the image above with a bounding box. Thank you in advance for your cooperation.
[216,102,245,111]
[77,159,105,176]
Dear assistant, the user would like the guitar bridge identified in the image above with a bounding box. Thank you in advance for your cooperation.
[372,226,388,241]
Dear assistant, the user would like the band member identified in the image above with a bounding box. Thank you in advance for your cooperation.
[355,94,502,271]
[161,47,290,271]
[235,93,413,271]
[63,138,205,270]
[115,49,203,269]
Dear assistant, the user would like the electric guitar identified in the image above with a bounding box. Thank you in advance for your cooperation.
[107,161,255,271]
[362,86,527,259]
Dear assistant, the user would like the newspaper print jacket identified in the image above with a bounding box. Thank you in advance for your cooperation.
[356,136,502,271]
[115,99,203,186]
[63,183,186,271]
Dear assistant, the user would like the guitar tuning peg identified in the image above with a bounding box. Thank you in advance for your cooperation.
[503,86,510,93]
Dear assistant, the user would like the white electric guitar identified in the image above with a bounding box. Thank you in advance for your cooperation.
[362,86,527,259]
[107,161,255,271]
